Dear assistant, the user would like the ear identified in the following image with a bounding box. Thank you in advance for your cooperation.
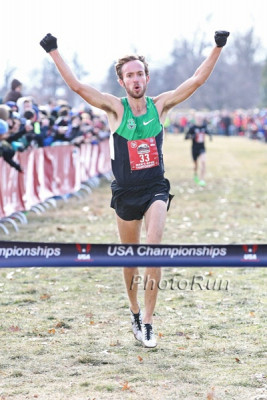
[118,79,125,88]
[146,75,150,84]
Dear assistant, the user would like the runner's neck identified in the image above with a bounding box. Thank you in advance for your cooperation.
[127,96,147,117]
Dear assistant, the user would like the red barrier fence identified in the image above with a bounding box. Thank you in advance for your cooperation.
[0,139,111,219]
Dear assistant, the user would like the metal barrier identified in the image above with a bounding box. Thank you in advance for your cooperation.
[0,140,112,235]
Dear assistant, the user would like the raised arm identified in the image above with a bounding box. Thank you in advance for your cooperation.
[154,31,230,120]
[39,34,122,117]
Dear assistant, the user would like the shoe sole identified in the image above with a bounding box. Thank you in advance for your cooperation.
[142,342,157,348]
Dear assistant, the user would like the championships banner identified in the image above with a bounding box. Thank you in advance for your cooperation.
[0,241,267,268]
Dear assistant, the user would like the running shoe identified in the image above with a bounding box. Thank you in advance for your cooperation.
[198,180,206,186]
[141,323,157,348]
[130,308,143,342]
[194,175,200,184]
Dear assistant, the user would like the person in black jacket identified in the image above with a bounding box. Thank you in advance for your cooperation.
[3,79,23,103]
[0,119,23,172]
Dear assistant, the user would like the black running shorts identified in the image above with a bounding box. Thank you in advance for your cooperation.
[110,177,174,221]
[192,144,205,162]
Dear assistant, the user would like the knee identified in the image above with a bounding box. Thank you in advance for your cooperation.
[145,267,161,280]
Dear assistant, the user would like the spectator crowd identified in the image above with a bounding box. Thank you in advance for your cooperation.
[0,79,110,172]
[166,108,267,142]
[1,78,266,173]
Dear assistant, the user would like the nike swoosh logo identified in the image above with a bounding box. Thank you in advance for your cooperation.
[154,193,163,197]
[143,119,155,126]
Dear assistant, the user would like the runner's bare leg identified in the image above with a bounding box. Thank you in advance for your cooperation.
[143,200,167,324]
[116,216,142,314]
[117,200,167,321]
[194,159,198,178]
[199,152,206,181]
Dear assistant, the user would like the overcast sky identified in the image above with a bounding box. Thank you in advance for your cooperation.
[1,0,267,89]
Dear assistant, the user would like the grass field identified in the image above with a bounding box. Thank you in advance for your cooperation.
[0,134,266,400]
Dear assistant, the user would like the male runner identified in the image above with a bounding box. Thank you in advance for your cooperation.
[185,112,212,186]
[40,30,229,348]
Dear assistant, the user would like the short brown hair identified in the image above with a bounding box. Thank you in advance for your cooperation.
[115,55,149,80]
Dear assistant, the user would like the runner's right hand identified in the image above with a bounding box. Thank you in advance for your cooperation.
[40,33,58,53]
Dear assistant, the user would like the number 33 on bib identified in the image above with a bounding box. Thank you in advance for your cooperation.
[127,137,159,170]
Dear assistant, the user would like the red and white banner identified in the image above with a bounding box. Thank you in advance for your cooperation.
[0,139,111,219]
[0,155,24,217]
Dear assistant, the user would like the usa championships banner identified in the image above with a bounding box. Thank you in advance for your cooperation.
[0,241,266,268]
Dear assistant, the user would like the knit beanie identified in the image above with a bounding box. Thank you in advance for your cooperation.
[0,119,9,135]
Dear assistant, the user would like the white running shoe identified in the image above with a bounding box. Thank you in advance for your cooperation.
[130,309,143,342]
[141,323,157,348]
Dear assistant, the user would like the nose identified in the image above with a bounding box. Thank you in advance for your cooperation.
[133,74,141,83]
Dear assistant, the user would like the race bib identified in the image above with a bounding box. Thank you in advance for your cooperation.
[127,137,159,170]
[195,130,205,143]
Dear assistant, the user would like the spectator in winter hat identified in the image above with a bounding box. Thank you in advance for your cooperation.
[5,101,19,112]
[3,79,23,103]
[17,96,33,117]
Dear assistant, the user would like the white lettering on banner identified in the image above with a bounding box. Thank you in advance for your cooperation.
[137,246,227,258]
[107,246,134,256]
[0,246,61,259]
[77,254,91,260]
[243,254,257,260]
[106,245,227,259]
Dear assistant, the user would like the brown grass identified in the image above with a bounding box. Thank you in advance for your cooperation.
[0,134,266,399]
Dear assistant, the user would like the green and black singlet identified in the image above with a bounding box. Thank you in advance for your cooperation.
[109,97,165,187]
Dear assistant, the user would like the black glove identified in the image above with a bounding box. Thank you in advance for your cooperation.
[16,164,24,173]
[40,33,57,53]
[214,31,230,48]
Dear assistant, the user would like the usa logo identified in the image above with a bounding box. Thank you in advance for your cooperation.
[76,244,92,261]
[242,245,259,262]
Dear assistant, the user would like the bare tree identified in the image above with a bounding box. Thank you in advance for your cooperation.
[260,58,267,107]
[3,28,265,111]
[100,62,125,97]
[0,64,17,100]
[225,28,262,109]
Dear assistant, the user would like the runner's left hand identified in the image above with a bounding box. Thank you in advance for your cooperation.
[214,31,230,47]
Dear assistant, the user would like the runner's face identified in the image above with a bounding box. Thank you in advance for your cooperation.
[120,60,149,99]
